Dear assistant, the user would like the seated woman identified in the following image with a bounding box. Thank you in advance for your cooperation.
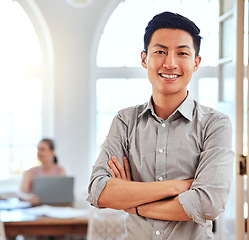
[20,138,66,204]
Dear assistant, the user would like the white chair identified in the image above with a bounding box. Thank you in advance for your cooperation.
[0,221,6,240]
[87,207,127,240]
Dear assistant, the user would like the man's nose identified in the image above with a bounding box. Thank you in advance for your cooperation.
[163,53,178,69]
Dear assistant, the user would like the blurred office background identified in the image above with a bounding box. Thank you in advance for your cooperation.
[0,0,247,239]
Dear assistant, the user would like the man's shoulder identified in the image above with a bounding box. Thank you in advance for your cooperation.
[117,102,148,121]
[193,100,231,123]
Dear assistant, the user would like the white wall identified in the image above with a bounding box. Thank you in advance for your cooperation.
[29,0,120,202]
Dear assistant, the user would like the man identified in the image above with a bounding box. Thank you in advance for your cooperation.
[87,12,234,239]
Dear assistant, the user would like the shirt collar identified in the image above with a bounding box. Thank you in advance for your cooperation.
[176,93,194,121]
[138,96,155,118]
[138,93,194,122]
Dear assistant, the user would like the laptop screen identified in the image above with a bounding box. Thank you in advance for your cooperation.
[33,176,74,205]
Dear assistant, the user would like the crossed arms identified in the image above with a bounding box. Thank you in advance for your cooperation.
[87,112,234,225]
[98,156,192,221]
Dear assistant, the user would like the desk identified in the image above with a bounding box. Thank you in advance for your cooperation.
[1,209,88,237]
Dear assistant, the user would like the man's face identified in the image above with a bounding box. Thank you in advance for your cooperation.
[141,28,201,99]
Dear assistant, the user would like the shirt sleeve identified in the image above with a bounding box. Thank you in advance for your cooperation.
[87,113,129,208]
[178,114,235,226]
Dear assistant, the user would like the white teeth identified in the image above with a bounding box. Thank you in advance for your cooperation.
[160,74,178,79]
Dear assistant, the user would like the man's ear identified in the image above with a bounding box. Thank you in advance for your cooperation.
[193,55,201,72]
[141,51,147,69]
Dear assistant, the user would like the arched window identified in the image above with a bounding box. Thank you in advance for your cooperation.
[0,1,52,179]
[96,0,219,153]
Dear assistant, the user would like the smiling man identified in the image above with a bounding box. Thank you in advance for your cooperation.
[87,12,234,240]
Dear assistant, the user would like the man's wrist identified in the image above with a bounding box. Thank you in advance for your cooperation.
[135,205,143,217]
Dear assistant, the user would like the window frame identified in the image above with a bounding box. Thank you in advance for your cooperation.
[0,0,54,183]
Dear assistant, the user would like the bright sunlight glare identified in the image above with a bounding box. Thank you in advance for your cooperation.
[0,0,42,80]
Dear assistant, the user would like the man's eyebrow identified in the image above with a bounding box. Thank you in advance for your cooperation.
[152,44,191,49]
[177,45,191,49]
[153,43,167,49]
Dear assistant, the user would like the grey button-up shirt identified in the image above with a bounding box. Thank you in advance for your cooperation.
[87,94,234,240]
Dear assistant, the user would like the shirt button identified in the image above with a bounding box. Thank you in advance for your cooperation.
[158,149,164,153]
[155,231,161,235]
[162,123,166,127]
[158,177,163,181]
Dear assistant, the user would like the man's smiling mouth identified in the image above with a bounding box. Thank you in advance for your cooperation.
[159,74,179,79]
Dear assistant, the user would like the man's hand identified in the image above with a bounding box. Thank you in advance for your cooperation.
[108,156,193,195]
[173,179,194,195]
[108,156,131,181]
[124,207,136,215]
[99,155,193,211]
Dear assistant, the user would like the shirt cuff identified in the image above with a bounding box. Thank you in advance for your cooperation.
[178,190,206,226]
[87,176,111,208]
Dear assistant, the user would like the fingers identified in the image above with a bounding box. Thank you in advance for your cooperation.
[123,156,131,181]
[109,168,115,177]
[108,158,121,178]
[187,179,194,182]
[186,179,194,185]
[108,156,131,180]
[184,179,194,190]
[108,156,127,179]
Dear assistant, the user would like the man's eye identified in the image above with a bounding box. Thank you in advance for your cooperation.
[179,52,188,56]
[155,50,165,54]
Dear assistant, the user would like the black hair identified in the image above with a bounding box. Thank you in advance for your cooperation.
[40,138,58,164]
[144,11,202,57]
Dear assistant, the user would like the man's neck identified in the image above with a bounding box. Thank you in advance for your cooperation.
[152,91,188,120]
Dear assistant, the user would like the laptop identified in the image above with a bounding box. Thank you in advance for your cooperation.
[33,176,74,205]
